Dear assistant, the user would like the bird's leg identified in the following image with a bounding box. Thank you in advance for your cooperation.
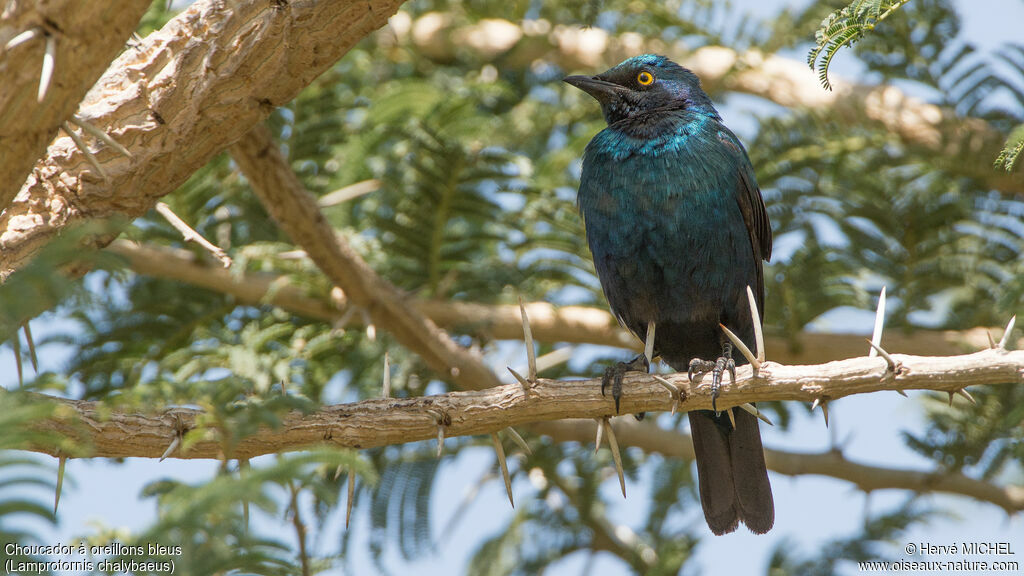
[602,353,650,414]
[687,342,736,415]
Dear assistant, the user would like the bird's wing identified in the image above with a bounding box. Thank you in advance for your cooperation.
[577,149,647,340]
[718,129,772,307]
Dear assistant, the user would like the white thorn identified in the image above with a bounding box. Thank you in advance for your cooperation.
[746,285,765,364]
[726,408,736,429]
[54,456,66,514]
[346,469,356,529]
[13,335,23,387]
[69,115,132,158]
[738,402,774,426]
[652,374,679,402]
[869,286,886,358]
[22,322,38,374]
[519,296,537,381]
[63,122,108,180]
[655,373,679,393]
[319,179,382,207]
[491,433,514,508]
[956,388,976,405]
[160,434,181,462]
[719,323,760,371]
[603,418,626,499]
[507,366,530,389]
[811,398,829,427]
[381,352,391,398]
[594,418,604,453]
[998,315,1016,350]
[436,425,445,458]
[5,28,40,51]
[38,33,56,102]
[504,427,532,455]
[154,201,231,266]
[866,339,897,371]
[643,321,656,368]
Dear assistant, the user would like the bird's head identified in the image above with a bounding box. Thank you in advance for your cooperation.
[563,54,718,126]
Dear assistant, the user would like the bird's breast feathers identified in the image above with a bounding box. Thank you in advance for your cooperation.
[577,116,759,326]
[578,117,741,218]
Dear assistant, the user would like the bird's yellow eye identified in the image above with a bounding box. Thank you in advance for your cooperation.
[637,71,654,86]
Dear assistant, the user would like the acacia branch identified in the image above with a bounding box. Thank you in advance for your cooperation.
[228,124,503,390]
[0,0,408,276]
[106,239,1018,363]
[0,0,152,212]
[14,348,1024,510]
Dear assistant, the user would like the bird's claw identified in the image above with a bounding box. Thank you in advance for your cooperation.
[688,358,714,383]
[688,355,736,416]
[602,354,649,414]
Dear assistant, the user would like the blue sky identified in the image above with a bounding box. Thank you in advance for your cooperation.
[3,1,1024,575]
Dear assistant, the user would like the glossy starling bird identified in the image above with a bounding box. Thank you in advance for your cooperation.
[565,54,774,535]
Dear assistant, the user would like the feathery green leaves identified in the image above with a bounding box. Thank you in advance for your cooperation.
[808,0,912,90]
[995,124,1024,173]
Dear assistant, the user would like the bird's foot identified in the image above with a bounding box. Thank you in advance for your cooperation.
[602,354,649,415]
[688,353,735,416]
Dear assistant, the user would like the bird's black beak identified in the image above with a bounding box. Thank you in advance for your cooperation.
[563,75,625,104]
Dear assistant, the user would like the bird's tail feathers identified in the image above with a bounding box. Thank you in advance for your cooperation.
[688,408,774,535]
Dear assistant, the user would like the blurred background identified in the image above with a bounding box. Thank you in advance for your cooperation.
[2,0,1023,574]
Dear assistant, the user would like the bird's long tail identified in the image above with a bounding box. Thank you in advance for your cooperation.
[688,408,774,535]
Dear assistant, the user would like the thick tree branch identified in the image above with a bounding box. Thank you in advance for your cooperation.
[13,348,1024,510]
[229,124,503,390]
[0,0,151,213]
[0,0,408,276]
[107,240,1019,363]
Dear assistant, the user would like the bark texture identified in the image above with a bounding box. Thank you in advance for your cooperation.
[0,0,407,276]
[12,348,1024,510]
[0,0,151,212]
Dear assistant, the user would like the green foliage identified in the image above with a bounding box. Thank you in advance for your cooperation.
[135,0,177,36]
[110,450,374,575]
[0,221,122,342]
[807,0,912,90]
[367,455,439,565]
[6,0,1024,573]
[0,399,59,571]
[468,439,651,575]
[768,500,935,575]
[904,384,1024,478]
[995,123,1024,173]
